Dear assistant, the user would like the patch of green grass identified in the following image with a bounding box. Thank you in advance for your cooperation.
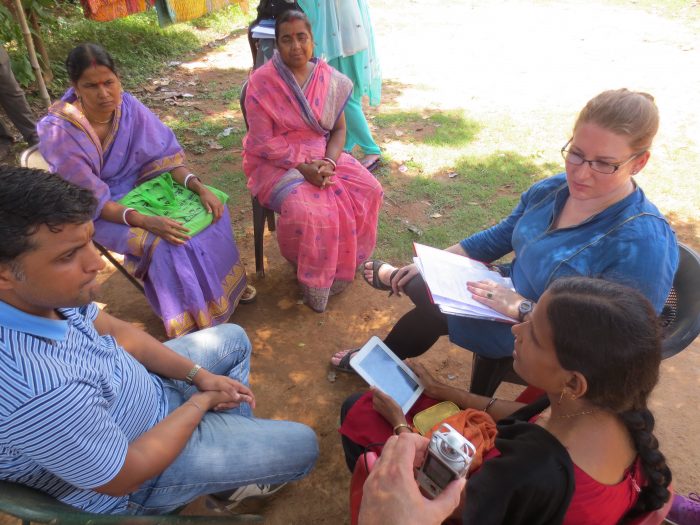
[11,3,252,91]
[213,169,249,213]
[218,130,246,148]
[223,85,243,102]
[373,111,480,147]
[373,152,558,262]
[166,113,244,151]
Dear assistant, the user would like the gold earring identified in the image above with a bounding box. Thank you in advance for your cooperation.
[558,389,566,405]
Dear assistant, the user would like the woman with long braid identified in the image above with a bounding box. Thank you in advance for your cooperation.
[344,277,672,524]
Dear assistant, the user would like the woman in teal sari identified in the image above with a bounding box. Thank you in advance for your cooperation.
[299,0,382,170]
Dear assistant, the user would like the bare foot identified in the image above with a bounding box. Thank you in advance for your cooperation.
[363,261,396,288]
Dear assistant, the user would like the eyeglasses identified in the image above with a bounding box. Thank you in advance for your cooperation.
[560,139,645,175]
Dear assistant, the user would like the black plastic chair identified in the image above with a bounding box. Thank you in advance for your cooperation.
[240,81,277,277]
[469,243,700,397]
[19,145,145,295]
[0,480,263,525]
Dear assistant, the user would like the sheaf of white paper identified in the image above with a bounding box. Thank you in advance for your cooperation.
[413,243,516,323]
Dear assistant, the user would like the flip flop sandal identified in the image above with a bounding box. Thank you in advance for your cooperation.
[362,260,399,292]
[331,348,360,374]
[239,284,257,304]
[365,158,381,173]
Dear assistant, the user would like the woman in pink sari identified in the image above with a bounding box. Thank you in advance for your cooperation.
[243,10,383,312]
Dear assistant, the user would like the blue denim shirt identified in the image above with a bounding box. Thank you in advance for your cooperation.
[448,173,678,357]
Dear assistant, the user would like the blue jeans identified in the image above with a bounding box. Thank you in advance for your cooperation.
[125,324,319,514]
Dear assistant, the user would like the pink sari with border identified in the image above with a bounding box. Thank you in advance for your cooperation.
[243,52,383,312]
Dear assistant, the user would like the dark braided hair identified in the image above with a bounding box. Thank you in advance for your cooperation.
[546,277,671,517]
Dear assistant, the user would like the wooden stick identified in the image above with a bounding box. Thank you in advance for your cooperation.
[11,0,50,109]
[29,10,53,84]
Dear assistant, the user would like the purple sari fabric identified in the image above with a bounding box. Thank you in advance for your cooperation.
[38,90,247,337]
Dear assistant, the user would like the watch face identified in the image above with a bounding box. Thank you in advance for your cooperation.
[518,300,533,321]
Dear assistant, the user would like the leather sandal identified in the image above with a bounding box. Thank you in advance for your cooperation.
[362,260,399,292]
[239,284,257,304]
[331,348,360,374]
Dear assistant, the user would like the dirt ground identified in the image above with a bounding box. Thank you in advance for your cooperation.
[102,2,700,522]
[2,1,699,524]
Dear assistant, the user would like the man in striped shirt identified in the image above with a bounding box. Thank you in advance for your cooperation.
[0,166,318,514]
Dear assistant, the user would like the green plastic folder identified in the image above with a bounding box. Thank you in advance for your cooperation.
[118,172,228,236]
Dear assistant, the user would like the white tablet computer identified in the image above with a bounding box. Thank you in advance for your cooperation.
[351,336,424,414]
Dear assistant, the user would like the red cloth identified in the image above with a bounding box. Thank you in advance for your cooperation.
[563,458,644,525]
[80,0,152,21]
[339,392,439,454]
[483,422,644,525]
[339,392,497,472]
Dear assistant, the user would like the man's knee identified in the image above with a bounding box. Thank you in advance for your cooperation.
[286,422,320,472]
[211,323,252,356]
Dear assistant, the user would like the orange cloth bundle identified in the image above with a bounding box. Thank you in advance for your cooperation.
[81,0,151,21]
[425,408,498,473]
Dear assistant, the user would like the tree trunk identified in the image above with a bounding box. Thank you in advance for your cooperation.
[11,0,51,108]
[29,10,53,84]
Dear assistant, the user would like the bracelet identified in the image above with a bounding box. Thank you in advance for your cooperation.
[187,399,206,413]
[184,364,202,385]
[183,173,200,190]
[122,207,135,226]
[322,157,337,169]
[483,397,498,413]
[393,423,412,435]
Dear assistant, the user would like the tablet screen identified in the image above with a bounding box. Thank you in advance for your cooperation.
[361,344,420,406]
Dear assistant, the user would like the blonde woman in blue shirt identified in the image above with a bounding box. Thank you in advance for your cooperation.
[331,89,679,385]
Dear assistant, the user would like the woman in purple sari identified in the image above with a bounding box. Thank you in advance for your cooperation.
[38,43,252,338]
[243,11,383,312]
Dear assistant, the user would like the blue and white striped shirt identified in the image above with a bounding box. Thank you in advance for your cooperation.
[0,301,168,513]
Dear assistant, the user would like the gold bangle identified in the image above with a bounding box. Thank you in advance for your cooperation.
[393,423,412,435]
[483,397,498,413]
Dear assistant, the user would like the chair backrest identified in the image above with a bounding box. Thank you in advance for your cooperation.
[625,489,674,525]
[0,480,263,523]
[661,243,700,358]
[19,144,50,171]
[240,80,249,130]
[349,451,378,525]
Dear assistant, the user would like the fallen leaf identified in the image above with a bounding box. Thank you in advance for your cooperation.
[448,172,458,178]
[430,213,442,218]
[298,342,305,347]
[207,141,223,150]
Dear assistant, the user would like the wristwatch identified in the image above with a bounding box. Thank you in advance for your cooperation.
[184,364,202,385]
[518,300,534,322]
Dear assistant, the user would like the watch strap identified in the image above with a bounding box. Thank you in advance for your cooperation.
[184,364,202,384]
